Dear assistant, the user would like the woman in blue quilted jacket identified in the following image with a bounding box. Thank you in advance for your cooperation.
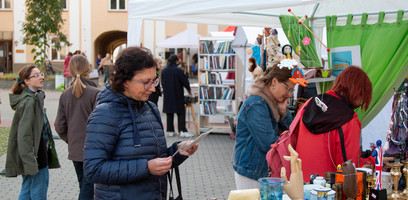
[83,47,198,200]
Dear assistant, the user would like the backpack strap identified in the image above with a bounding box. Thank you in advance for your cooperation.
[289,98,312,133]
[338,126,347,162]
[175,166,183,199]
[167,166,183,200]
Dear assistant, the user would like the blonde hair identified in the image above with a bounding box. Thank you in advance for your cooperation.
[69,55,90,98]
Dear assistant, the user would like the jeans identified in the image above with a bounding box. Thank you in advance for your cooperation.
[19,167,49,200]
[73,161,94,200]
[64,77,72,89]
[103,71,109,83]
[166,111,187,132]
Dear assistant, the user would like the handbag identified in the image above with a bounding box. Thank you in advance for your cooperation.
[168,166,183,200]
[266,99,310,179]
[43,112,61,169]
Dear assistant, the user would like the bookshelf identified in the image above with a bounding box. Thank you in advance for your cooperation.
[198,37,237,133]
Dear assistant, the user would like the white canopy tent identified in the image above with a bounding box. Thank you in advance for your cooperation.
[128,0,408,46]
[156,30,201,73]
[156,30,201,49]
[128,0,408,149]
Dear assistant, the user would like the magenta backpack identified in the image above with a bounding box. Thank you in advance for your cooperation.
[266,99,309,179]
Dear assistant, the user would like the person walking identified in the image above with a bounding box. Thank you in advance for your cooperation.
[83,47,198,200]
[148,56,163,106]
[96,54,102,75]
[5,65,60,199]
[233,64,294,189]
[64,52,73,89]
[55,55,100,200]
[161,54,193,137]
[100,53,113,84]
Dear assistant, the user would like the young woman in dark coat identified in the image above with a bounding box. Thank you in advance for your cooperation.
[55,55,100,199]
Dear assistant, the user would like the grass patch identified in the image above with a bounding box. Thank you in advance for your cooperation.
[0,73,55,80]
[0,127,10,157]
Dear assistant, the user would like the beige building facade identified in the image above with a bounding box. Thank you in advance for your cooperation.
[0,0,228,73]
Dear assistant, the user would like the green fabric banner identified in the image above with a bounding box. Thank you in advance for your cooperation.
[326,11,408,127]
[280,15,322,68]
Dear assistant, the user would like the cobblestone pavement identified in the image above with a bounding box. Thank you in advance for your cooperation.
[0,81,237,200]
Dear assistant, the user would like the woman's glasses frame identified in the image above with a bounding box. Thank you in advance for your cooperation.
[131,76,160,90]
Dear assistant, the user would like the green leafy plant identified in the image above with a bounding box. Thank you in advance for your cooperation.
[22,0,70,72]
[0,127,10,157]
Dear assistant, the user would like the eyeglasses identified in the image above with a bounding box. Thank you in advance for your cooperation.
[281,81,295,93]
[130,77,160,90]
[29,73,45,79]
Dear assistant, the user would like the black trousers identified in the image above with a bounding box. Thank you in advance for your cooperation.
[73,161,94,200]
[166,110,187,132]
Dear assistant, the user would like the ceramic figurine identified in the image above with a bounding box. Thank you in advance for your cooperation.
[372,140,384,190]
[369,140,387,200]
[342,160,358,199]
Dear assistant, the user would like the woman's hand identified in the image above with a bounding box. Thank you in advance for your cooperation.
[177,140,199,156]
[277,98,288,117]
[147,156,172,175]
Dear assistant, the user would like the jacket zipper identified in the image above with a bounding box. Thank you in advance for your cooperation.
[143,113,163,198]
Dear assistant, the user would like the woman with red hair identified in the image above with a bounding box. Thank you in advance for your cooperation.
[295,66,372,182]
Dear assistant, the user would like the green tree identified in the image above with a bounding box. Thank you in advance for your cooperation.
[22,0,70,72]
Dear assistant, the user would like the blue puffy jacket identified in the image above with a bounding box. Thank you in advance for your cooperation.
[84,85,187,200]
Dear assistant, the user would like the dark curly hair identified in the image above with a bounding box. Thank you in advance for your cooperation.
[111,47,156,93]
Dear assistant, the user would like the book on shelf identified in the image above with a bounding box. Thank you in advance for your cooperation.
[200,55,235,70]
[200,41,214,54]
[201,101,217,115]
[223,79,234,85]
[200,87,230,100]
[200,40,233,54]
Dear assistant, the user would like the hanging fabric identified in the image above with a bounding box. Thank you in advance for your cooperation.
[326,10,408,127]
[280,15,322,68]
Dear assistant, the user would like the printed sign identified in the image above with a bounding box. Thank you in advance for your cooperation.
[55,73,64,91]
[330,45,361,76]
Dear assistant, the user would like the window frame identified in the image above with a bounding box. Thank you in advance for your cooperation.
[108,0,127,11]
[0,0,12,10]
[48,36,68,62]
[61,0,67,11]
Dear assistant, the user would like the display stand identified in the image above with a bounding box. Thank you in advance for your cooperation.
[185,103,199,135]
[198,36,238,133]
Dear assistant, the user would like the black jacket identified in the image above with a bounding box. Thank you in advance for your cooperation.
[161,64,191,113]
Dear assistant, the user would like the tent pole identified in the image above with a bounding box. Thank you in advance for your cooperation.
[310,3,320,19]
[233,11,280,17]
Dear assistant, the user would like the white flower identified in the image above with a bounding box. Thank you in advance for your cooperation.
[277,59,297,70]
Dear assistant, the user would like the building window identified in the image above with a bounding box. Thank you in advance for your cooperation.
[51,45,67,61]
[0,0,11,10]
[49,37,67,61]
[109,0,126,11]
[61,0,67,10]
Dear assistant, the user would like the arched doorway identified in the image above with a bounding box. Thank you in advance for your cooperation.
[94,31,127,68]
